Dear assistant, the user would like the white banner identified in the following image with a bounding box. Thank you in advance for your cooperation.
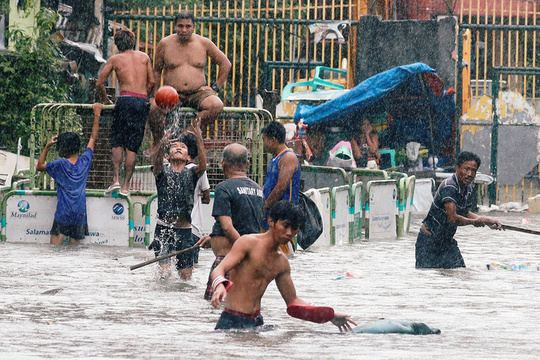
[313,189,332,247]
[85,197,130,246]
[5,194,130,246]
[6,195,57,244]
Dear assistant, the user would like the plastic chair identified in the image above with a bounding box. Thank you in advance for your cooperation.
[281,66,347,101]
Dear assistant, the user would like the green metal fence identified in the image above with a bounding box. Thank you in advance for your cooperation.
[29,103,272,191]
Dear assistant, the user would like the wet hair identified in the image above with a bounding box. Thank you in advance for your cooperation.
[166,140,187,157]
[268,200,305,228]
[223,143,248,166]
[56,132,80,158]
[456,151,481,168]
[261,121,286,144]
[175,11,195,25]
[114,29,136,52]
[180,133,198,159]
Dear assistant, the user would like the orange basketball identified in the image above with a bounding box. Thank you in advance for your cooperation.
[155,86,179,109]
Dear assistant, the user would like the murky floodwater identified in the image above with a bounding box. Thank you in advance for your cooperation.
[1,212,539,359]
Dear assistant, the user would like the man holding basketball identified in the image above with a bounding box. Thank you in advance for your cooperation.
[96,29,155,196]
[145,11,231,157]
[210,200,356,331]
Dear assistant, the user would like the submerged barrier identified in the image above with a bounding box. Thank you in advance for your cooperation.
[364,180,398,239]
[331,185,350,245]
[0,175,414,246]
[4,120,414,245]
[1,190,134,246]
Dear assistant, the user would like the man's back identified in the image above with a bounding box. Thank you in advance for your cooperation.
[212,177,264,237]
[46,149,93,225]
[110,50,152,94]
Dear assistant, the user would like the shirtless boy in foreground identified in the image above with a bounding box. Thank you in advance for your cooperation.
[210,200,356,331]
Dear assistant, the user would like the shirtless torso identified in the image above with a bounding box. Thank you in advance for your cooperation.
[155,34,212,92]
[213,231,295,315]
[145,16,231,157]
[153,18,230,94]
[210,205,356,331]
[96,50,154,101]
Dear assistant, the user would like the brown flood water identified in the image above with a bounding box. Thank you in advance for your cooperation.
[0,212,539,359]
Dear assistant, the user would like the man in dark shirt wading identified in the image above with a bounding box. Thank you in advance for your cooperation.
[415,151,502,269]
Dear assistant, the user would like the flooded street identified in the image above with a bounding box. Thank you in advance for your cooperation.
[1,212,539,359]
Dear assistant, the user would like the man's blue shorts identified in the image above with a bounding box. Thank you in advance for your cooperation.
[50,220,88,241]
[153,224,195,270]
[215,309,264,330]
[111,95,150,153]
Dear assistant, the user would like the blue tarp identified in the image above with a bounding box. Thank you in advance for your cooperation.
[294,62,455,156]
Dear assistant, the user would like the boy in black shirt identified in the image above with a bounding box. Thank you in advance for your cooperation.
[149,119,206,280]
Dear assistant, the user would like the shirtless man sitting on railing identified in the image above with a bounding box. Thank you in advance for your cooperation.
[145,11,231,158]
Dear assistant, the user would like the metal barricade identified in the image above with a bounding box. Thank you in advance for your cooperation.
[349,181,363,243]
[30,104,272,191]
[364,180,397,239]
[301,165,349,191]
[391,172,408,237]
[403,176,416,235]
[330,185,350,245]
[303,187,331,247]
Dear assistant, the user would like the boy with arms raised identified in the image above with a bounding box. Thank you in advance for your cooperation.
[210,200,356,331]
[149,118,206,280]
[36,103,102,245]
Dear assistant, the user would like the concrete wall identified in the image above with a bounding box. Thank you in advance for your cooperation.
[355,15,456,89]
[8,0,41,50]
[461,124,540,185]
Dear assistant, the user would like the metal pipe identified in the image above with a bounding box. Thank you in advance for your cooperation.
[460,24,540,31]
[489,76,500,205]
[109,14,361,26]
[455,29,463,155]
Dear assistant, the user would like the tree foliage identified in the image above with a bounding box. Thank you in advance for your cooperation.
[0,8,70,152]
[0,0,8,14]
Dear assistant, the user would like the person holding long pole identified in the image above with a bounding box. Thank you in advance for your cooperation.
[415,151,502,269]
